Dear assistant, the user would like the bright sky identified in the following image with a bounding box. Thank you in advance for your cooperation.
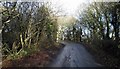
[48,0,119,16]
[48,0,90,16]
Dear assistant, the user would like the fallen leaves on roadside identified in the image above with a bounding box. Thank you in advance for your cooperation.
[2,51,52,67]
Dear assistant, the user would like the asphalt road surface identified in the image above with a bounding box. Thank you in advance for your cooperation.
[49,41,102,67]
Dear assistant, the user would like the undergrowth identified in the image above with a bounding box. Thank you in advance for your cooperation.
[2,43,40,60]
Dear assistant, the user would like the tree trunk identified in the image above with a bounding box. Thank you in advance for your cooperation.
[112,6,119,44]
[104,13,110,39]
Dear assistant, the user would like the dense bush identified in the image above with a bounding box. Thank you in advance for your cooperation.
[1,2,58,60]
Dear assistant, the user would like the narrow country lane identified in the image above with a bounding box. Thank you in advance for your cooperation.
[49,41,102,67]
